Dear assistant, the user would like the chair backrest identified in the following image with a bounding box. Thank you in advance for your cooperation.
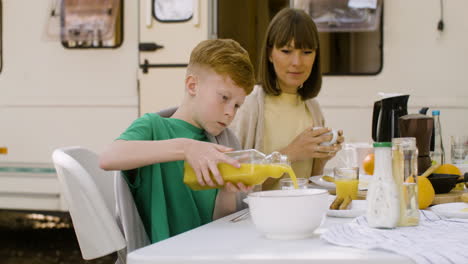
[52,146,126,260]
[114,171,151,256]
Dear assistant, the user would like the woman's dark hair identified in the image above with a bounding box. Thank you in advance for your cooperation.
[258,8,322,100]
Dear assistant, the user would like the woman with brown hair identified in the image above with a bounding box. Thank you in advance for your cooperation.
[231,8,344,190]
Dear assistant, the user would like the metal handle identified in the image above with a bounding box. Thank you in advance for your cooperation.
[139,42,164,52]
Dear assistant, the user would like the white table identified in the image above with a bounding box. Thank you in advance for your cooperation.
[127,209,414,264]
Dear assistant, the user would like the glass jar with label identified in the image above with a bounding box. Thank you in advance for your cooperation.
[392,137,419,226]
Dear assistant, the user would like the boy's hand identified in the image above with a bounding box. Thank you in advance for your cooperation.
[222,182,253,193]
[184,140,240,187]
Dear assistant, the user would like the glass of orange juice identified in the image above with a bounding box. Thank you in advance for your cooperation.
[334,167,359,200]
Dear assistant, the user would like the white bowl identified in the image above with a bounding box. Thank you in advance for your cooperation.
[247,189,328,240]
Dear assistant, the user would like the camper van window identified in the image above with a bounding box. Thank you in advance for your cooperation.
[153,0,193,22]
[294,0,383,75]
[61,0,124,49]
[217,0,382,76]
[318,24,383,75]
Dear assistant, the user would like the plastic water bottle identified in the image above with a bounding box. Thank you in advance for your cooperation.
[366,142,399,229]
[431,110,445,165]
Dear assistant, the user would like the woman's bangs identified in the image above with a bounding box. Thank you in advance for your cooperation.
[293,23,318,50]
[273,21,318,50]
[271,22,294,48]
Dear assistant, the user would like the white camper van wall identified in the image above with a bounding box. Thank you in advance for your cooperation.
[44,0,123,49]
[0,0,2,72]
[154,0,194,22]
[294,0,383,75]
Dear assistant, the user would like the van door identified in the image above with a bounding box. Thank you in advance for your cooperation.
[138,0,211,115]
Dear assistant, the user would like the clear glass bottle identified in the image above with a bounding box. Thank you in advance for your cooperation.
[431,110,445,165]
[366,142,399,229]
[392,137,419,226]
[183,149,297,190]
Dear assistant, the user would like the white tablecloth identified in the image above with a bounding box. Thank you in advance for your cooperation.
[127,209,413,264]
[322,210,468,264]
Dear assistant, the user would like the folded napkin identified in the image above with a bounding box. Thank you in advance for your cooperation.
[321,210,468,264]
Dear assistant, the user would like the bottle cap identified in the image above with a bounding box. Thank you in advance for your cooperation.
[432,110,440,116]
[392,137,416,147]
[373,142,392,148]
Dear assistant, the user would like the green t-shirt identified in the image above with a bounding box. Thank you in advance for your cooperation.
[117,113,218,243]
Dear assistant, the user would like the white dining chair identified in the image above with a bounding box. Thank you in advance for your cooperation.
[52,146,149,263]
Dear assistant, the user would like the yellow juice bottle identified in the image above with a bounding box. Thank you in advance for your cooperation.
[183,150,297,190]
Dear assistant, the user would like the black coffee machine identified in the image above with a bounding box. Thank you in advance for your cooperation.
[372,95,410,142]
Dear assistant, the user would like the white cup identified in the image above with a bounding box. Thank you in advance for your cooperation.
[313,127,339,146]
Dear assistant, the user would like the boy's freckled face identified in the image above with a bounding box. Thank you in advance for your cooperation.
[192,72,246,136]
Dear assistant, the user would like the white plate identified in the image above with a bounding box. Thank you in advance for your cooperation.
[326,197,367,218]
[309,174,371,190]
[431,202,468,219]
[310,175,335,189]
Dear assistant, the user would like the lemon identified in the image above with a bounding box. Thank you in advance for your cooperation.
[434,164,461,176]
[418,176,435,209]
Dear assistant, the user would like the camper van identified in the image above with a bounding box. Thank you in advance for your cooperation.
[0,0,467,212]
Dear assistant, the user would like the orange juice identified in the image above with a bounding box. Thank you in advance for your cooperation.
[184,163,298,190]
[335,179,359,200]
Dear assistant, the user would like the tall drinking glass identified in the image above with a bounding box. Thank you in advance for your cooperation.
[392,137,419,226]
[280,178,308,190]
[334,167,359,200]
[450,135,468,164]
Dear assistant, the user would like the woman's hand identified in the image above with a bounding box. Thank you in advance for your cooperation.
[280,127,344,162]
[184,140,240,187]
[326,130,344,160]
